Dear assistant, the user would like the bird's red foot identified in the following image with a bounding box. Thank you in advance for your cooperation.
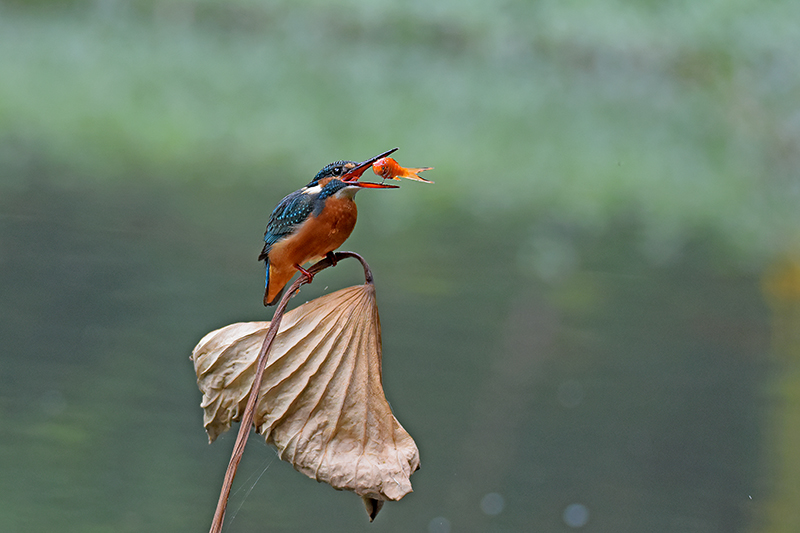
[294,264,315,283]
[326,251,338,267]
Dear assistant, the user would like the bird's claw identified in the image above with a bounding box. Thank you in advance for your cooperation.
[294,264,315,283]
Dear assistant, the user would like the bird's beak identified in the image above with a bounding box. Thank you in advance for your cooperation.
[349,181,400,189]
[342,147,399,182]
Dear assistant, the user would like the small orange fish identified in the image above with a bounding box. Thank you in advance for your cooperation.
[372,157,433,183]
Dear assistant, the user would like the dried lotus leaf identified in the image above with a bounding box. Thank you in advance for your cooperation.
[191,284,420,510]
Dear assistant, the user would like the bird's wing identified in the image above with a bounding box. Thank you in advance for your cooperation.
[258,190,316,260]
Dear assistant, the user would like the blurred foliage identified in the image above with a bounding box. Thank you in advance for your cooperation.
[1,0,799,257]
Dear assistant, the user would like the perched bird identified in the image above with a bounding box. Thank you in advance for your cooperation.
[259,148,399,306]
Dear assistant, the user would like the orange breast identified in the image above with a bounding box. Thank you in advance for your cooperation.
[266,196,358,303]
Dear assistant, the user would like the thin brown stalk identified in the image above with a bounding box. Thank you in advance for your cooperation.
[208,251,371,533]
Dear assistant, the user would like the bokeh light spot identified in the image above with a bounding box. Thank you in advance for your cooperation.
[428,516,451,533]
[480,492,505,515]
[563,503,589,528]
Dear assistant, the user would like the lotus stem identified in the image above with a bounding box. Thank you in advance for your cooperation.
[208,251,371,533]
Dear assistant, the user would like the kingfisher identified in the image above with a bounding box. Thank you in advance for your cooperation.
[259,148,399,306]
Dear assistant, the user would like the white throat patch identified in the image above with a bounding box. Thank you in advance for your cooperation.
[336,186,360,200]
[302,184,323,195]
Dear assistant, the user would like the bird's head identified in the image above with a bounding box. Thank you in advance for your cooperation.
[308,148,400,189]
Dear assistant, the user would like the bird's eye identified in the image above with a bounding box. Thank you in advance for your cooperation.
[332,166,343,176]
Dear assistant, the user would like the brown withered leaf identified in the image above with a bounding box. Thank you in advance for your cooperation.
[191,284,420,518]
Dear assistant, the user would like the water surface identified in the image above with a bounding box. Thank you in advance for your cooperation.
[0,180,773,532]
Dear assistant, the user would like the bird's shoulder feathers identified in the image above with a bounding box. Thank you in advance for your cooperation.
[258,187,318,260]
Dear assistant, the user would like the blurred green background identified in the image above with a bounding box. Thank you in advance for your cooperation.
[2,0,800,532]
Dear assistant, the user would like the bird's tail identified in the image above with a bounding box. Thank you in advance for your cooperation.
[263,259,284,306]
[264,287,285,306]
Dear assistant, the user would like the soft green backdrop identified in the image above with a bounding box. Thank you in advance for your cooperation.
[1,1,799,532]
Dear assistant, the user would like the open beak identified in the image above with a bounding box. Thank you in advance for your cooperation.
[342,147,399,182]
[349,181,399,189]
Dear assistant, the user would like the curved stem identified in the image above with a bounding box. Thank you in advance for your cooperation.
[208,251,372,533]
[331,251,373,285]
